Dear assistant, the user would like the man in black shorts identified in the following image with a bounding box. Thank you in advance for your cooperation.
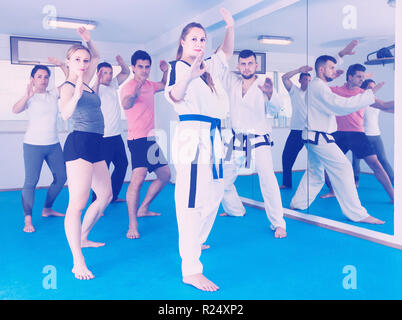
[120,50,171,239]
[320,64,394,202]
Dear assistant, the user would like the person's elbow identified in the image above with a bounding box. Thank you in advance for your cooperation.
[121,98,132,109]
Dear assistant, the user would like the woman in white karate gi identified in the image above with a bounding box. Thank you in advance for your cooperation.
[164,8,234,292]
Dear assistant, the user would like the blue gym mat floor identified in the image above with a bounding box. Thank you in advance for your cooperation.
[0,172,400,300]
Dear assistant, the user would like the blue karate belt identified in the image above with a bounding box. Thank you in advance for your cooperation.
[178,114,223,179]
[224,129,274,168]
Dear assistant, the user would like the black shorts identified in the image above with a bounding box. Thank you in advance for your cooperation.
[332,131,375,159]
[127,137,168,173]
[63,131,105,163]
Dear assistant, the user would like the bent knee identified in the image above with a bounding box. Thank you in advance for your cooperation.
[157,166,171,183]
[97,189,113,205]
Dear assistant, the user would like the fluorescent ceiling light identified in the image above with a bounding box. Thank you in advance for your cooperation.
[258,35,293,45]
[47,17,97,30]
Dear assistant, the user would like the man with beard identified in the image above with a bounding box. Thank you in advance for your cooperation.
[318,64,394,203]
[289,55,385,224]
[219,49,287,239]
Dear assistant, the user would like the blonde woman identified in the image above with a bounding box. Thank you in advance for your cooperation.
[59,27,112,280]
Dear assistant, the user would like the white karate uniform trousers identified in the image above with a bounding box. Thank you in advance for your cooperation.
[222,136,286,230]
[173,122,224,277]
[290,134,369,221]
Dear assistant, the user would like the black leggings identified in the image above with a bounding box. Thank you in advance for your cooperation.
[281,130,304,188]
[92,135,128,202]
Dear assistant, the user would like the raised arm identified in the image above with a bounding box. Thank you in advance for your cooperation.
[219,8,234,61]
[12,79,35,114]
[77,27,100,84]
[155,60,169,92]
[338,39,358,58]
[48,56,68,77]
[91,70,102,94]
[317,80,383,115]
[282,65,312,92]
[59,74,84,120]
[121,78,145,110]
[370,99,394,113]
[115,55,130,86]
[169,54,205,102]
[259,78,282,114]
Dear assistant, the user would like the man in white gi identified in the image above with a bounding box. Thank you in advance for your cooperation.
[219,49,287,239]
[289,53,385,224]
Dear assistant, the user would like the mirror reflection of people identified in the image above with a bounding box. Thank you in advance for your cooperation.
[12,65,67,233]
[319,65,394,203]
[164,8,234,292]
[290,54,385,225]
[352,79,394,187]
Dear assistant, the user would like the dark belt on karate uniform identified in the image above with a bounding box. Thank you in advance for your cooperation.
[179,114,223,180]
[302,130,335,145]
[224,129,274,168]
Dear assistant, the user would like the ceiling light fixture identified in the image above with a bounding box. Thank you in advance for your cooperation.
[258,35,293,45]
[47,17,97,30]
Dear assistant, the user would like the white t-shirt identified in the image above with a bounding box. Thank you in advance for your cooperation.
[289,84,307,130]
[98,77,123,137]
[24,88,60,145]
[364,106,381,136]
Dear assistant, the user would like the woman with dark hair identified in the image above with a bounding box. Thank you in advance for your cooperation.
[352,79,394,185]
[59,27,112,280]
[12,65,67,233]
[164,8,234,292]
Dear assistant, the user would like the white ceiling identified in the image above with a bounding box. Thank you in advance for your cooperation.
[0,0,395,55]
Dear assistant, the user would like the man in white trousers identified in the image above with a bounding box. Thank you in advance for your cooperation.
[219,49,287,239]
[289,53,385,224]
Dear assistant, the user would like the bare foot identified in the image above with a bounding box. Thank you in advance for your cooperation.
[81,239,105,248]
[274,227,287,239]
[113,198,126,203]
[201,244,210,250]
[320,191,335,199]
[219,212,245,217]
[183,273,219,292]
[72,264,94,280]
[279,185,291,189]
[23,216,35,233]
[42,208,65,217]
[137,210,161,218]
[359,216,385,224]
[126,228,140,239]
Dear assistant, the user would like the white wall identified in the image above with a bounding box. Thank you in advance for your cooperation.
[0,35,395,190]
[0,32,144,189]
